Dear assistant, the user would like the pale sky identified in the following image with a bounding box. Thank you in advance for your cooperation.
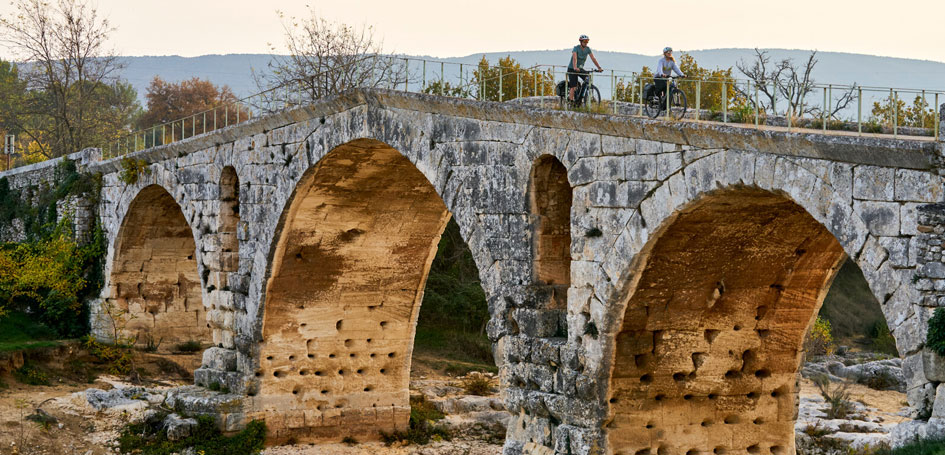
[1,0,944,63]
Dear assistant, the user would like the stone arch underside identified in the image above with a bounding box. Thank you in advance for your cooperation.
[107,184,210,347]
[606,188,848,455]
[255,139,451,444]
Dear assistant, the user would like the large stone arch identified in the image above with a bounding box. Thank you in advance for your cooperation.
[104,184,211,347]
[592,151,909,454]
[251,138,475,443]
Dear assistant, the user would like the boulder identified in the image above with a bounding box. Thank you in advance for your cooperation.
[164,413,198,441]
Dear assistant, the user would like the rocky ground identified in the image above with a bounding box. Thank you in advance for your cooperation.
[0,348,918,455]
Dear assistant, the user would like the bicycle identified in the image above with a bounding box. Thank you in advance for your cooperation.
[558,69,602,110]
[644,76,688,120]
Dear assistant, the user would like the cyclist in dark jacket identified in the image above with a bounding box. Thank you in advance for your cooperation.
[568,35,603,102]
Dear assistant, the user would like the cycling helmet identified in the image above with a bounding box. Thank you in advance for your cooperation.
[663,47,673,53]
[579,34,589,41]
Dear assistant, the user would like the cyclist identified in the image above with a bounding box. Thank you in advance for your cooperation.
[567,34,603,102]
[654,47,685,101]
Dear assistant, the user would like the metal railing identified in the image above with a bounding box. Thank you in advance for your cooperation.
[4,56,942,170]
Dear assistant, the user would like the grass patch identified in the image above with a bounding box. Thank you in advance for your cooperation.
[380,395,449,446]
[118,414,265,455]
[0,311,62,352]
[413,326,494,370]
[875,438,945,455]
[461,372,495,396]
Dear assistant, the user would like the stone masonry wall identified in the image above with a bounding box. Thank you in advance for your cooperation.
[3,89,941,454]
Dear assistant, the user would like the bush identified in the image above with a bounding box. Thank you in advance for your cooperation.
[461,372,495,396]
[927,308,945,357]
[870,319,898,356]
[813,375,854,419]
[174,340,203,353]
[118,414,265,455]
[805,316,835,357]
[380,395,449,446]
[13,363,49,385]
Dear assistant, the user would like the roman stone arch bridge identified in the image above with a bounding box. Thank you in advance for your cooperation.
[5,88,945,454]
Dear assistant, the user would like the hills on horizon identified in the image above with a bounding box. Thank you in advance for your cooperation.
[116,48,945,104]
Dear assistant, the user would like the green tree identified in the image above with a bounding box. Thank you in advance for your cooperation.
[472,56,555,102]
[871,94,937,129]
[0,0,140,158]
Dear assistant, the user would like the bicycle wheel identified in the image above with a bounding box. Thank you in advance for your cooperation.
[669,88,688,120]
[585,85,601,111]
[644,96,662,119]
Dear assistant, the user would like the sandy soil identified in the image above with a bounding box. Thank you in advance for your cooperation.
[798,377,910,424]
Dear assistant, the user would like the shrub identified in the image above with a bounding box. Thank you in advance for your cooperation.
[341,436,358,445]
[175,340,203,353]
[856,369,900,391]
[13,363,49,386]
[871,320,898,356]
[118,157,151,185]
[118,414,265,455]
[804,316,835,357]
[813,374,854,420]
[380,395,449,446]
[927,308,945,357]
[461,372,495,396]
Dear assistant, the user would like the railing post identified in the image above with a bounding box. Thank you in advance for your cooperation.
[722,81,728,123]
[754,81,759,127]
[665,77,671,115]
[857,87,863,136]
[893,89,898,137]
[612,69,616,114]
[162,125,166,145]
[517,71,521,100]
[499,67,503,102]
[440,61,444,89]
[822,86,827,131]
[936,93,941,141]
[695,78,701,120]
[422,59,426,89]
[638,77,644,116]
[405,58,409,91]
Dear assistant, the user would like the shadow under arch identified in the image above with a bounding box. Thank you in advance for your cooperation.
[106,184,210,349]
[255,138,455,444]
[604,187,850,455]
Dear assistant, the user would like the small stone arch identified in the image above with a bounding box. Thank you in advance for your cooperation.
[104,184,211,348]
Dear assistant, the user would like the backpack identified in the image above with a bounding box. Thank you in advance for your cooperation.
[644,83,655,99]
[556,81,567,97]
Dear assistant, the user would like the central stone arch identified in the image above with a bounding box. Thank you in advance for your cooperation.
[605,188,848,455]
[254,138,454,444]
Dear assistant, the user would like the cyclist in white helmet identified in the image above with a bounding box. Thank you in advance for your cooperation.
[567,34,603,102]
[654,46,685,101]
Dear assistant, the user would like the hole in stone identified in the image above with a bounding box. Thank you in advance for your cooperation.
[338,369,345,375]
[329,354,336,359]
[635,449,651,455]
[724,415,740,424]
[349,353,356,358]
[321,389,328,394]
[725,370,740,379]
[645,422,654,429]
[335,404,342,409]
[299,370,308,376]
[795,248,806,255]
[388,352,396,358]
[755,306,768,320]
[314,371,323,376]
[708,393,717,400]
[370,353,376,358]
[640,374,653,384]
[363,386,373,392]
[344,339,353,347]
[654,394,665,401]
[380,321,388,328]
[380,369,386,374]
[688,372,697,380]
[748,446,760,455]
[714,448,726,455]
[300,323,307,327]
[289,355,295,361]
[273,371,281,377]
[771,389,782,398]
[336,320,343,330]
[609,398,618,404]
[292,388,300,395]
[757,329,771,339]
[692,352,707,370]
[733,325,741,331]
[266,356,273,361]
[634,354,647,368]
[704,330,720,343]
[316,405,323,411]
[747,391,760,399]
[771,446,784,455]
[701,419,713,427]
[356,369,363,374]
[254,371,261,377]
[366,338,373,343]
[673,372,686,382]
[683,394,693,400]
[307,354,314,359]
[754,417,765,425]
[658,447,667,455]
[755,369,771,378]
[687,451,698,455]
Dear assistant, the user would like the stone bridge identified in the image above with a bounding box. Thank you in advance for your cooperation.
[4,88,945,455]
